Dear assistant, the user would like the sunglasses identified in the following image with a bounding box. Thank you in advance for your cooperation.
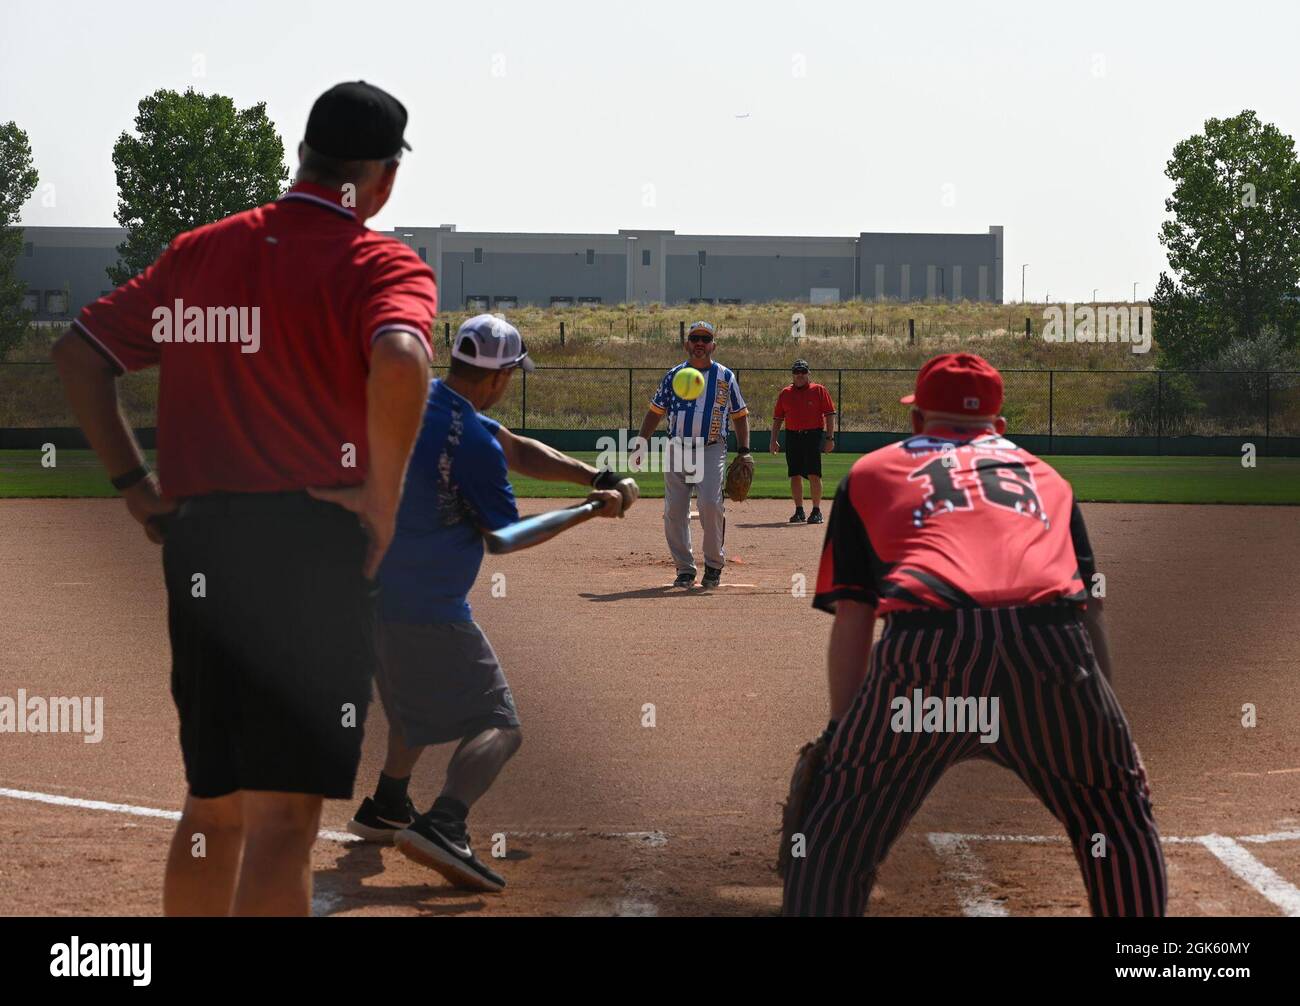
[792,369,809,375]
[688,334,713,344]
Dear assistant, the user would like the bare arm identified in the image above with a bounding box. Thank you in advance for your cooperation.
[310,332,430,577]
[770,414,783,453]
[51,329,175,541]
[827,599,877,721]
[495,426,596,486]
[51,329,145,479]
[1082,599,1114,684]
[733,414,750,451]
[636,408,662,444]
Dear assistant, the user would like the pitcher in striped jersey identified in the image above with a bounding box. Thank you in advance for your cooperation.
[634,320,751,588]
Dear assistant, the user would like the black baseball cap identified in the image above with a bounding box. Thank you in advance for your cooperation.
[305,81,411,160]
[791,359,810,373]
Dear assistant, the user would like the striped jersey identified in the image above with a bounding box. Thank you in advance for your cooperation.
[649,361,749,442]
[813,428,1096,615]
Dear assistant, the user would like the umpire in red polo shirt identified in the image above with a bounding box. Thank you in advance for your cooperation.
[51,82,436,917]
[770,359,837,524]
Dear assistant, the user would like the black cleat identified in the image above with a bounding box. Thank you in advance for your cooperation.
[673,571,695,588]
[807,508,824,524]
[347,796,416,844]
[701,566,722,588]
[394,813,506,892]
[789,507,806,523]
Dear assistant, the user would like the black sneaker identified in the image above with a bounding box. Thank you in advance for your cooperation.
[673,571,695,588]
[347,796,416,844]
[701,566,722,588]
[808,508,824,524]
[789,507,806,523]
[394,813,506,892]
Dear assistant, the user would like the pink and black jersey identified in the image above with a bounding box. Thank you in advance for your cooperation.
[814,428,1095,615]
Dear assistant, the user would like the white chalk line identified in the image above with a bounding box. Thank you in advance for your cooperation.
[2,785,670,917]
[9,786,1295,915]
[928,829,1300,917]
[0,786,666,847]
[926,834,1008,917]
[1195,835,1300,917]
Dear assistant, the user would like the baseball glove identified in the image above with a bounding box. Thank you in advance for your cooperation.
[724,453,755,502]
[775,726,833,878]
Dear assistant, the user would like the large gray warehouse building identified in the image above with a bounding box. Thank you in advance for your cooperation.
[16,222,1003,321]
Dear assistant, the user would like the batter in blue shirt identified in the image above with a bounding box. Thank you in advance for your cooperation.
[349,315,638,895]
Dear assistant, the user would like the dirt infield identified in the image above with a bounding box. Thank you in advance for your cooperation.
[1,498,1298,916]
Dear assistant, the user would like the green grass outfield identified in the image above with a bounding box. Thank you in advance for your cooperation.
[2,449,1297,504]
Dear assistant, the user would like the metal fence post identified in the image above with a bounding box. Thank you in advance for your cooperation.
[1048,370,1054,452]
[627,368,633,429]
[837,369,843,435]
[1156,371,1163,455]
[521,367,527,430]
[1265,370,1271,455]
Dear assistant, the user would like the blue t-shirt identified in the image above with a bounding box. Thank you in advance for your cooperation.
[378,379,519,623]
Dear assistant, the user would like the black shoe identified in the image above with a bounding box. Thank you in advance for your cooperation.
[701,566,722,588]
[673,571,695,588]
[394,813,506,892]
[347,796,416,844]
[789,507,806,523]
[807,508,824,524]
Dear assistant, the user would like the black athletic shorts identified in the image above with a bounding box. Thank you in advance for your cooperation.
[785,428,824,478]
[162,492,377,800]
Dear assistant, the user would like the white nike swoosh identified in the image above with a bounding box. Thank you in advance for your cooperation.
[376,816,408,827]
[447,841,472,858]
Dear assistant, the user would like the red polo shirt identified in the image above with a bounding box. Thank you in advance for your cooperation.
[73,182,437,499]
[774,381,835,432]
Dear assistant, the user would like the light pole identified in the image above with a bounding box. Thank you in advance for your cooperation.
[1092,288,1098,303]
[1132,282,1139,303]
[1021,264,1028,303]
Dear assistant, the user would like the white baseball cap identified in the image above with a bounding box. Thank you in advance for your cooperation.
[452,314,535,372]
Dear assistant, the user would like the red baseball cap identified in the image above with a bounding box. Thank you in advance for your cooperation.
[900,353,1004,416]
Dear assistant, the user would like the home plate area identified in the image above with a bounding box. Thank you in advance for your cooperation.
[926,829,1300,917]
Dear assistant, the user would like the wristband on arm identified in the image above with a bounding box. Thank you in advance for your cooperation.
[591,469,623,490]
[111,465,151,492]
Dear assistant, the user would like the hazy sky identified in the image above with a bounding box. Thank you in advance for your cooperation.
[4,0,1297,302]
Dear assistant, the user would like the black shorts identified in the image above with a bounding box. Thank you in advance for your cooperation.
[378,620,519,747]
[163,492,377,800]
[785,428,824,478]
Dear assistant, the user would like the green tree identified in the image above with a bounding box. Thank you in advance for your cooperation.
[109,88,288,285]
[0,121,40,360]
[1154,110,1300,368]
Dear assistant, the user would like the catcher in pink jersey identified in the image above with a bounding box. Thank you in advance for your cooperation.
[781,353,1166,917]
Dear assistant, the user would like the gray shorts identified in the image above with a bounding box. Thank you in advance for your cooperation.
[377,620,520,747]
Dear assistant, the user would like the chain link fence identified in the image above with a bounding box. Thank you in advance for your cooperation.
[2,363,1297,443]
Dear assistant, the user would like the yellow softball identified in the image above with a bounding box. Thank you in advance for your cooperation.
[673,367,706,401]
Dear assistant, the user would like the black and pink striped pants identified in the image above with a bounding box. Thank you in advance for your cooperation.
[782,604,1167,917]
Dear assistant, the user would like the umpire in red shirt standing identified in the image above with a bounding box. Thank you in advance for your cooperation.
[51,82,437,916]
[770,359,837,524]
